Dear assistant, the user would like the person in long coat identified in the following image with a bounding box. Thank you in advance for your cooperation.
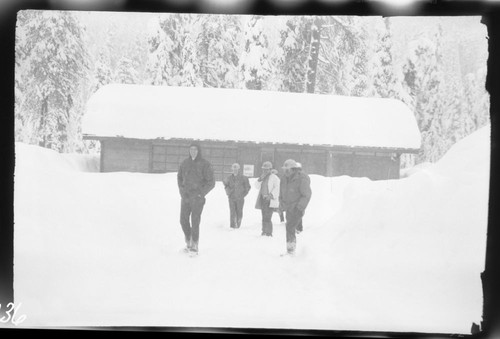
[177,142,215,254]
[223,163,251,229]
[279,159,312,255]
[254,161,280,236]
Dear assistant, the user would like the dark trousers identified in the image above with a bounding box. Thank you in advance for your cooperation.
[261,199,273,236]
[229,198,244,228]
[278,209,285,222]
[285,208,302,244]
[180,196,206,243]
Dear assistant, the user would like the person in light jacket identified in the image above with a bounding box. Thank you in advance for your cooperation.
[254,161,280,236]
[223,163,251,229]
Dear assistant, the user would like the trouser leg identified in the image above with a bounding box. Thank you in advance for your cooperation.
[180,198,192,243]
[190,196,206,244]
[261,200,273,235]
[236,198,244,228]
[229,199,237,228]
[285,208,301,252]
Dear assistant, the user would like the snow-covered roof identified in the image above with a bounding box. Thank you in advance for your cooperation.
[82,84,421,150]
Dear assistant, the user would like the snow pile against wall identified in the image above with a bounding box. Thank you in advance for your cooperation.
[307,125,489,333]
[82,84,421,150]
[15,142,100,173]
[13,126,488,333]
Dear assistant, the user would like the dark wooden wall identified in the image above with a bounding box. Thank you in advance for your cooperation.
[331,152,400,180]
[101,138,151,173]
[100,138,402,180]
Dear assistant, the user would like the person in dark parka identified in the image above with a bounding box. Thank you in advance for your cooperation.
[177,142,215,254]
[279,159,312,256]
[223,163,251,229]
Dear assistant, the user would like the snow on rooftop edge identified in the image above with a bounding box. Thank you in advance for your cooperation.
[82,84,422,150]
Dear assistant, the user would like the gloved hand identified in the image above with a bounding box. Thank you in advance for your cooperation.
[295,208,304,217]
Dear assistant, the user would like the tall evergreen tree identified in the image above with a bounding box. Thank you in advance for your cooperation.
[115,56,139,84]
[372,18,406,101]
[403,30,446,163]
[92,51,113,92]
[305,17,322,93]
[315,16,367,95]
[195,15,243,88]
[146,13,203,87]
[15,10,89,152]
[239,16,272,90]
[275,17,310,93]
[463,67,490,130]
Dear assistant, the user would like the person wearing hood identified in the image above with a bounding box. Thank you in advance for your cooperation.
[177,142,215,255]
[254,161,280,236]
[223,163,251,229]
[279,159,312,256]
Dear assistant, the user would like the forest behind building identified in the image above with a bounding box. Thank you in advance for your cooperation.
[15,11,489,166]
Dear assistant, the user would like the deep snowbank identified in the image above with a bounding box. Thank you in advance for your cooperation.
[13,126,489,334]
[14,143,100,173]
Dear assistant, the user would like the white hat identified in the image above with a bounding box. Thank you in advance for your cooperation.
[282,159,298,170]
[261,161,273,169]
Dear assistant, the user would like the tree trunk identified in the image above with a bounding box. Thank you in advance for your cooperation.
[39,97,48,148]
[305,18,322,94]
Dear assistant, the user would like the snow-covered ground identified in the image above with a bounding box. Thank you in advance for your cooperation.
[13,126,490,334]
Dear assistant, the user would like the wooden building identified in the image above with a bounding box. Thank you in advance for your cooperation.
[82,84,421,181]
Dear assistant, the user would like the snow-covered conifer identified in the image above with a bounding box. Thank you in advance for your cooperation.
[15,10,89,152]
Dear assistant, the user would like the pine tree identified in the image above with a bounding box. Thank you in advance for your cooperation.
[92,51,113,92]
[372,18,406,101]
[315,16,368,95]
[115,56,139,84]
[195,15,243,88]
[146,13,203,87]
[403,30,446,163]
[239,16,272,90]
[15,10,89,152]
[305,17,322,93]
[463,67,490,130]
[275,17,310,93]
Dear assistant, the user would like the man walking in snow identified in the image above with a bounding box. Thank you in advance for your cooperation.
[223,163,251,229]
[177,142,215,255]
[254,161,280,237]
[279,159,312,256]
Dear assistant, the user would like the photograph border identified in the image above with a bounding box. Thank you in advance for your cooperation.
[1,0,499,337]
